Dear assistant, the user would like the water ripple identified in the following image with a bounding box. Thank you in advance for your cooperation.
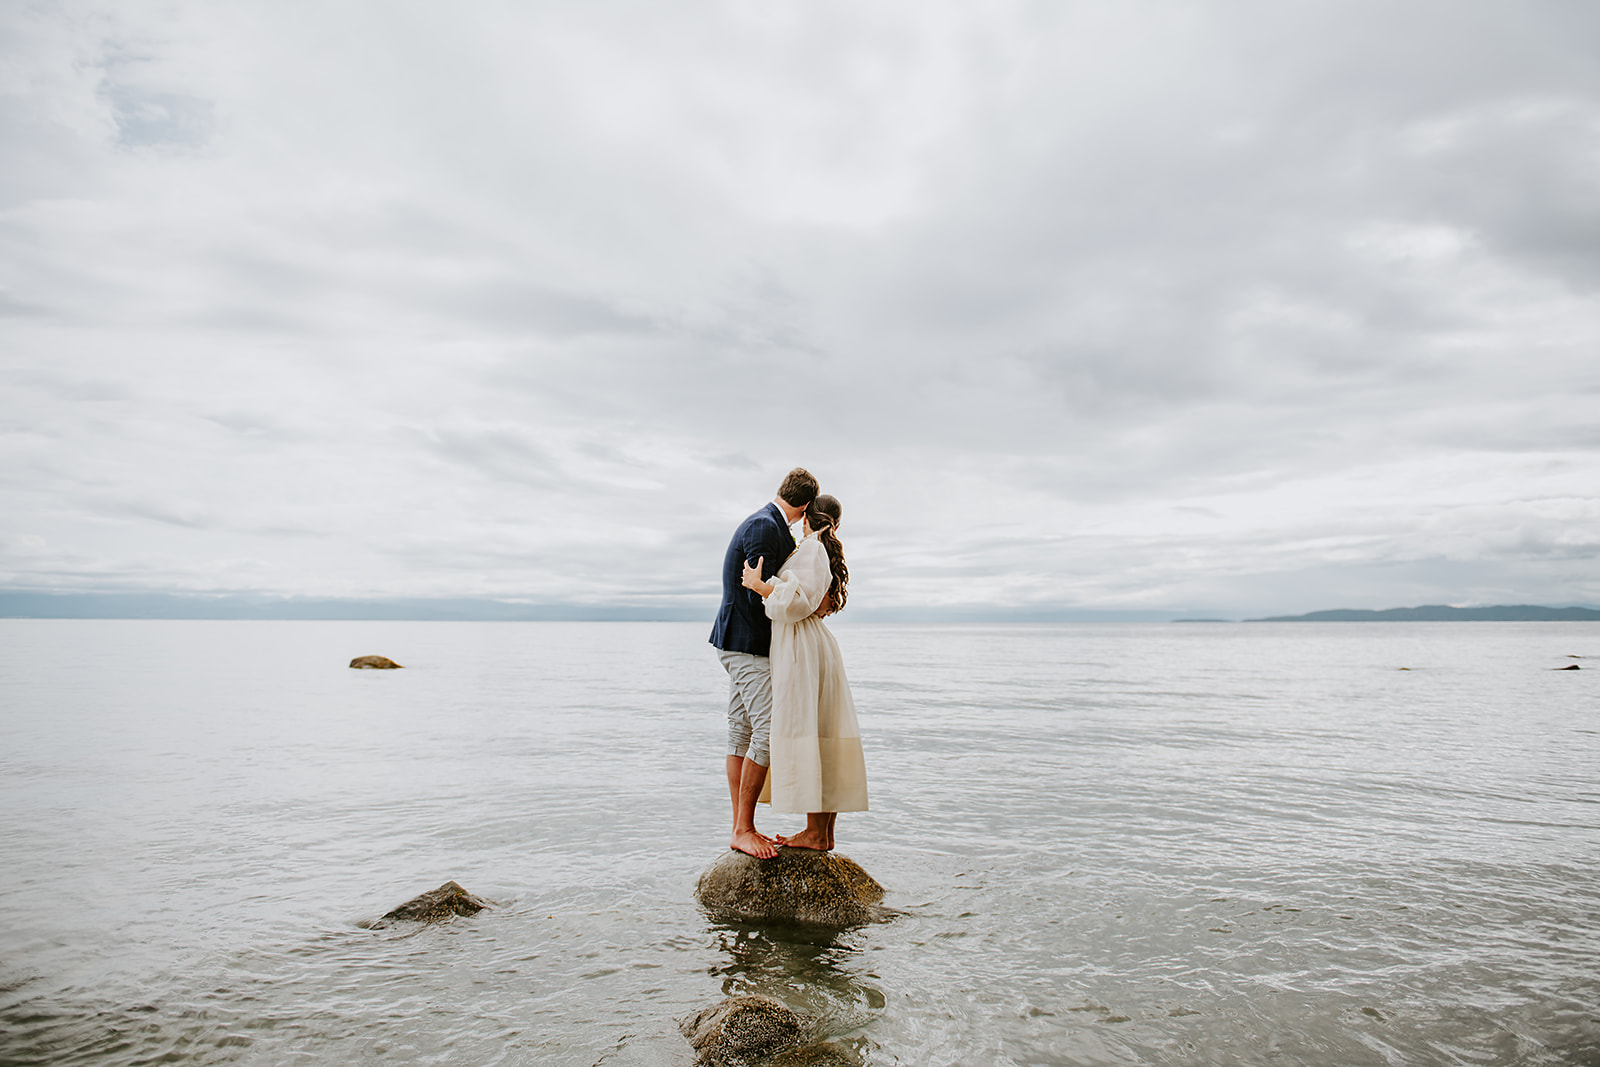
[2,620,1598,1065]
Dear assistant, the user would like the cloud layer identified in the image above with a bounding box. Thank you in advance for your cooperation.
[3,0,1598,616]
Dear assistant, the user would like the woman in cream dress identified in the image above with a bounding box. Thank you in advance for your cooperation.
[740,494,867,850]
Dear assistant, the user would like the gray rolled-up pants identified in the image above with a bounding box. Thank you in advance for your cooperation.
[719,649,772,768]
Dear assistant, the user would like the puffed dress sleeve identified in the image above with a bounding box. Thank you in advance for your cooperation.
[764,540,830,624]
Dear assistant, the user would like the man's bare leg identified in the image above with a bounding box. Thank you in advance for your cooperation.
[777,811,837,851]
[726,755,777,858]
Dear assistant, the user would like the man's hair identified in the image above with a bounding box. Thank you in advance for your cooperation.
[776,468,820,508]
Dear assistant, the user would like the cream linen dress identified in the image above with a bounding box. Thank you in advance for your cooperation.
[757,535,869,813]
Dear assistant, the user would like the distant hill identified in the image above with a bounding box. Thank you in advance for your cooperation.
[1248,604,1600,622]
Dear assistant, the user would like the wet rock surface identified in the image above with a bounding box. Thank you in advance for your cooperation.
[369,880,490,926]
[680,995,811,1066]
[349,655,403,669]
[695,849,887,928]
[767,1042,860,1066]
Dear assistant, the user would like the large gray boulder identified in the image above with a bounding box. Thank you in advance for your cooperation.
[367,880,490,927]
[680,995,810,1067]
[695,849,887,927]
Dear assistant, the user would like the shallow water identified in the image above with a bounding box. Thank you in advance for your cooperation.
[1,619,1596,1065]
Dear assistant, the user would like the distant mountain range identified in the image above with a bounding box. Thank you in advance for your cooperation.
[1247,605,1600,622]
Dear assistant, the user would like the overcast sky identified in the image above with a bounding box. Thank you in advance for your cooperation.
[2,1,1598,618]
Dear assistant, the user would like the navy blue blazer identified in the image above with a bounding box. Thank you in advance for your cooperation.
[709,502,797,657]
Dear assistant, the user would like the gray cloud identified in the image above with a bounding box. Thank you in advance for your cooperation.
[107,87,213,149]
[0,0,1596,616]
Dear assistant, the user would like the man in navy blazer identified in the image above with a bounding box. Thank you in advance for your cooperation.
[711,467,819,858]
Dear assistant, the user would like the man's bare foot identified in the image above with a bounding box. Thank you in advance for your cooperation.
[730,829,778,859]
[775,828,832,851]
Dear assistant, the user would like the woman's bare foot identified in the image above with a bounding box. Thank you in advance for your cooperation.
[731,829,778,859]
[776,828,832,850]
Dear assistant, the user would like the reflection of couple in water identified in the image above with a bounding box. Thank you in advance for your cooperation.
[710,468,868,859]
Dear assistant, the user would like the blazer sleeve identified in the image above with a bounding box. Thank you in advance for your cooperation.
[764,541,830,624]
[741,513,793,581]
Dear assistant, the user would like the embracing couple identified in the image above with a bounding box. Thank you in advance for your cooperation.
[709,468,869,859]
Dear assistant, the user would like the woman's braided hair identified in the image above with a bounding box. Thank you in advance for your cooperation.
[806,494,848,613]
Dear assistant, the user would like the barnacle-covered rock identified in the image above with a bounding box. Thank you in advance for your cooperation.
[367,880,489,927]
[768,1042,859,1066]
[695,849,887,928]
[680,995,810,1066]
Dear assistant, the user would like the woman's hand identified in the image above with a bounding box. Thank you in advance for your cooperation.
[741,557,773,597]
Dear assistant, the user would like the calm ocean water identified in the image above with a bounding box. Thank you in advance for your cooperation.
[0,619,1596,1066]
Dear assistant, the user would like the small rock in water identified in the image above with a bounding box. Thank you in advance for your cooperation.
[695,849,887,927]
[371,880,490,926]
[1555,664,1581,670]
[680,995,810,1066]
[349,655,403,669]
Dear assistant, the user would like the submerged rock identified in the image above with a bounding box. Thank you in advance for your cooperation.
[695,849,887,928]
[372,880,490,926]
[768,1043,860,1066]
[680,995,810,1066]
[349,654,403,669]
[1555,664,1581,670]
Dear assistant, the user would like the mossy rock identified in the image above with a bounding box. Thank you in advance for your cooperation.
[769,1043,860,1066]
[349,655,403,669]
[680,995,810,1066]
[368,880,490,927]
[695,849,887,928]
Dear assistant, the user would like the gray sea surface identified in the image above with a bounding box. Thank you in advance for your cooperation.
[0,619,1596,1066]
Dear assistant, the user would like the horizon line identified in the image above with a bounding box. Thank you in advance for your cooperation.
[2,591,1597,624]
[0,590,1182,623]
